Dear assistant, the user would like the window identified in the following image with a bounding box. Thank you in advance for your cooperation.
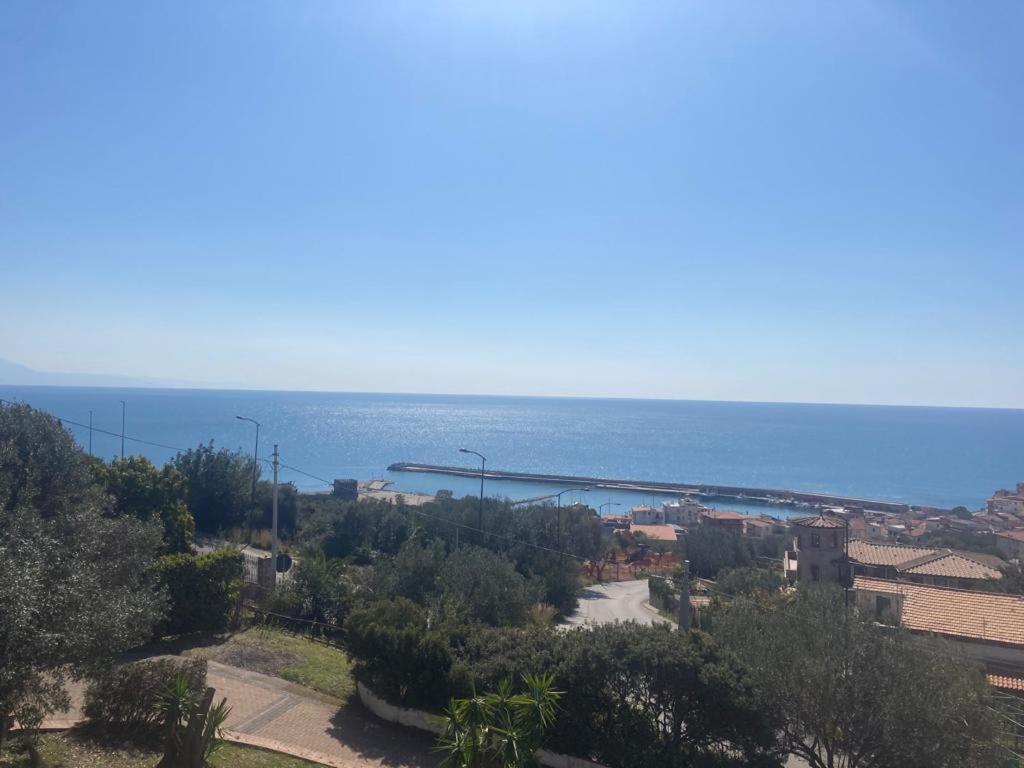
[811,533,820,548]
[875,595,892,618]
[811,564,820,581]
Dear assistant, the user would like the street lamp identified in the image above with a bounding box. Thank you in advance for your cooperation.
[599,501,622,516]
[236,416,261,513]
[459,448,487,538]
[553,487,589,560]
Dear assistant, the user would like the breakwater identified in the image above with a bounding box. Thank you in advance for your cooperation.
[387,462,949,515]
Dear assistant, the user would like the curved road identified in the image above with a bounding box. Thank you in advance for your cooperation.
[564,579,671,627]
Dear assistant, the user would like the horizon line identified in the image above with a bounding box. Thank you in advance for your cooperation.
[2,380,1022,413]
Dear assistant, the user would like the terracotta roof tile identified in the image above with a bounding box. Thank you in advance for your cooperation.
[901,553,1002,580]
[848,540,938,567]
[997,529,1024,542]
[853,576,1024,646]
[988,674,1024,692]
[792,514,847,529]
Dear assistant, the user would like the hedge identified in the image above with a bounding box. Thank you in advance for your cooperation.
[154,548,243,635]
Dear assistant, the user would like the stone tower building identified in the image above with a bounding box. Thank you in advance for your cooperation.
[792,514,848,585]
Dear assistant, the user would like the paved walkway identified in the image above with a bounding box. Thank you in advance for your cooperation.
[563,579,670,626]
[50,660,436,768]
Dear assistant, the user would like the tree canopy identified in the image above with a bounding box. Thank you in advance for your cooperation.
[0,403,164,749]
[711,585,1003,768]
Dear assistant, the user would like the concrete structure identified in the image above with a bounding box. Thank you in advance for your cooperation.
[996,529,1024,561]
[790,514,848,585]
[988,483,1024,516]
[701,509,746,534]
[662,497,705,526]
[630,505,664,525]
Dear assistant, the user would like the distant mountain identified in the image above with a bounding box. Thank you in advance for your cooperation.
[0,357,184,388]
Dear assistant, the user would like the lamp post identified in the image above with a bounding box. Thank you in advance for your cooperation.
[553,487,589,561]
[236,416,261,513]
[598,501,621,516]
[459,448,487,539]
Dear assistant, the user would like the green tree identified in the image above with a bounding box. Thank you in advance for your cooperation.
[172,442,256,532]
[712,586,1003,768]
[0,403,164,750]
[154,549,243,635]
[682,526,755,579]
[714,566,784,598]
[94,455,195,552]
[440,547,542,627]
[437,674,561,768]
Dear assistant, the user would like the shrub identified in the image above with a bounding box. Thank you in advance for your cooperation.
[346,598,454,709]
[84,657,207,731]
[155,549,243,635]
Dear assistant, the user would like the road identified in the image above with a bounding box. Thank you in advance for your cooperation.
[563,579,671,627]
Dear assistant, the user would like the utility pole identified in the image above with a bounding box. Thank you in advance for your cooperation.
[677,559,691,632]
[88,410,93,456]
[119,400,126,459]
[271,444,279,582]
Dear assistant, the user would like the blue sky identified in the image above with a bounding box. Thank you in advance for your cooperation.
[1,1,1021,407]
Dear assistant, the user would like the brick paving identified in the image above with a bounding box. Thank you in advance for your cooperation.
[49,660,436,768]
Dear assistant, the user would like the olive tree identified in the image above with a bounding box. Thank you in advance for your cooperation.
[0,403,164,749]
[711,586,1005,768]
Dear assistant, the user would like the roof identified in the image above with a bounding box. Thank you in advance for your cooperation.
[847,540,1003,580]
[853,576,1024,646]
[702,509,746,521]
[901,552,1002,580]
[848,540,938,567]
[629,523,679,542]
[744,517,774,528]
[997,529,1024,542]
[792,514,847,529]
[988,674,1024,692]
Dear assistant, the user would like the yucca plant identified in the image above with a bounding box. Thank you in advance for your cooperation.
[437,674,561,768]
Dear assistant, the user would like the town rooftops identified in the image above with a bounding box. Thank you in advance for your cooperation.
[791,513,847,529]
[997,529,1024,543]
[848,540,938,567]
[853,576,1024,647]
[629,523,679,542]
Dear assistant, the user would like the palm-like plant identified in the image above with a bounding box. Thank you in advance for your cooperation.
[437,674,561,768]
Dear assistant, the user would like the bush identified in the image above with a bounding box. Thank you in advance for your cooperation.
[155,549,243,635]
[84,657,207,731]
[345,598,454,709]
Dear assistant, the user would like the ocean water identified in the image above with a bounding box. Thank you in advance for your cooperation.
[2,386,1022,512]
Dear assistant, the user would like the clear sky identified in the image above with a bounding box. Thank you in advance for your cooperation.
[1,1,1021,407]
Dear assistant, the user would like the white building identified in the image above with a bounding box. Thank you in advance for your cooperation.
[662,497,705,526]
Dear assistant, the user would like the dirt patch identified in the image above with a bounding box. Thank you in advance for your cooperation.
[213,643,300,678]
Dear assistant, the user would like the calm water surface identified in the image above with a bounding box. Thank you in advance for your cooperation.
[3,386,1022,511]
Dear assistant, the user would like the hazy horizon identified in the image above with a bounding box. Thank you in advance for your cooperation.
[3,2,1022,408]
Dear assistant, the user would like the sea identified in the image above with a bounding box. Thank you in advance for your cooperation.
[2,386,1022,515]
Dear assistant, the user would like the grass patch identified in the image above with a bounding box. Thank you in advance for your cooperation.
[188,625,354,702]
[0,732,317,768]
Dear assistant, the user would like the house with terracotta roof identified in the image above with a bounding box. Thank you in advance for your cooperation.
[996,529,1024,561]
[847,539,1004,589]
[853,576,1024,676]
[700,509,746,534]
